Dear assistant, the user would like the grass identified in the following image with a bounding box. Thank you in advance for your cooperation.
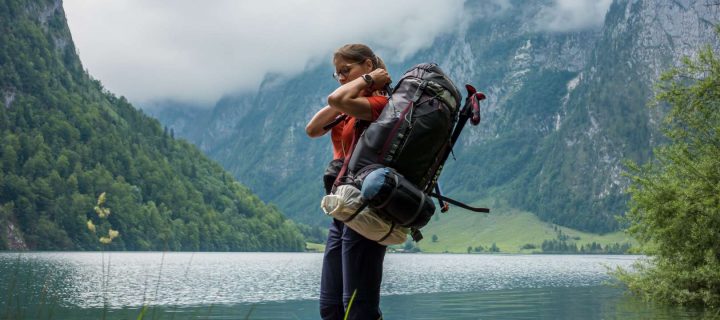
[417,197,637,254]
[305,242,325,252]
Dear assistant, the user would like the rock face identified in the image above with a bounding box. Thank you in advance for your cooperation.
[154,0,719,232]
[512,0,720,231]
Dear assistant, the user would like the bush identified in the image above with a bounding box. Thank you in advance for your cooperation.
[617,36,720,308]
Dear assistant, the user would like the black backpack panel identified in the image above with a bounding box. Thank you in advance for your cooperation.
[348,63,461,188]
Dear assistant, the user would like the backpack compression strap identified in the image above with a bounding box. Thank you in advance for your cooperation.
[428,192,490,213]
[341,201,369,223]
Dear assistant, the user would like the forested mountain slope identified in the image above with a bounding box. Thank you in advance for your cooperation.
[0,0,304,251]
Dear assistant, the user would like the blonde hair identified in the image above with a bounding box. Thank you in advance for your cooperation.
[334,44,386,70]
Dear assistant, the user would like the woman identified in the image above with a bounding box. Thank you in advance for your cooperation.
[306,44,391,320]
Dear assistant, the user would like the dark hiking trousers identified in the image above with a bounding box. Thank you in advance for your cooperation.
[320,218,386,320]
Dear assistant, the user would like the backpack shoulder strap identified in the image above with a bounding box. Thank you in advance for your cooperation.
[331,119,370,192]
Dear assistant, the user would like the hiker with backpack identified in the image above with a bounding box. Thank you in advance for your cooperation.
[305,43,391,320]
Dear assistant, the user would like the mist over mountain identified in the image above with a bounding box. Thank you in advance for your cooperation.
[152,0,719,233]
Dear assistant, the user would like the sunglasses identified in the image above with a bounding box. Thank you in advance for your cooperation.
[332,62,362,80]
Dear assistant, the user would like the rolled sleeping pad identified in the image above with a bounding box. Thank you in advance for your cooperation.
[361,167,435,228]
[320,184,408,245]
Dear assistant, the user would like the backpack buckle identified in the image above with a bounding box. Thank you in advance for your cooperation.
[410,228,423,242]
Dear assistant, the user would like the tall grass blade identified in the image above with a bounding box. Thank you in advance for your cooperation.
[243,304,256,320]
[150,251,166,320]
[343,289,358,320]
[136,305,149,320]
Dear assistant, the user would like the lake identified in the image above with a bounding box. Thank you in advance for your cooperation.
[0,252,708,319]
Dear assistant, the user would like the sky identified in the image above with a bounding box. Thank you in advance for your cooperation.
[63,0,612,108]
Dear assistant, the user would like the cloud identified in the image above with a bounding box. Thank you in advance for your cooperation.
[63,0,466,107]
[534,0,612,33]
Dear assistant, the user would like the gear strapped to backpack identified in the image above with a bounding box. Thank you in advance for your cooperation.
[330,63,490,242]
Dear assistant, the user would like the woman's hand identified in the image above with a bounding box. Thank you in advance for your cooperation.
[326,67,391,121]
[368,68,391,91]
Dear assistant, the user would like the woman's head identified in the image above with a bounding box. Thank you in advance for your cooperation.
[333,44,385,84]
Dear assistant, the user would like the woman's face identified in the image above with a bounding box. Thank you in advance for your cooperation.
[333,57,371,85]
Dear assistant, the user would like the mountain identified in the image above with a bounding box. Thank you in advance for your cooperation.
[508,0,720,231]
[0,0,305,251]
[153,0,719,233]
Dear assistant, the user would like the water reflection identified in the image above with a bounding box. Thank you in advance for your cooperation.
[0,252,709,319]
[1,252,638,309]
[10,287,701,320]
[379,287,707,320]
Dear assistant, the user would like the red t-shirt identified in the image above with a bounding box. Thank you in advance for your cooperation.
[331,96,388,160]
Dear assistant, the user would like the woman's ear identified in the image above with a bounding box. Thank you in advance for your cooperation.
[364,58,374,71]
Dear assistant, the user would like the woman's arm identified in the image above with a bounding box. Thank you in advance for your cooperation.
[305,105,341,138]
[327,68,390,121]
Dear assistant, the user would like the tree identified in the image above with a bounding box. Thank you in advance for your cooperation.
[431,234,438,243]
[617,36,720,308]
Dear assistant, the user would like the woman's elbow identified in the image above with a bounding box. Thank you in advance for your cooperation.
[305,124,323,138]
[327,93,342,108]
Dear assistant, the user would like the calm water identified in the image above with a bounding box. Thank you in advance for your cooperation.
[0,252,708,319]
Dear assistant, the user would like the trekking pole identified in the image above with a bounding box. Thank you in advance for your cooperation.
[451,84,485,144]
[322,114,347,131]
[435,184,450,213]
[430,84,485,186]
[426,84,489,213]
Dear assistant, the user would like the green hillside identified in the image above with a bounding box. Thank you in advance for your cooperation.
[0,0,304,251]
[416,198,636,254]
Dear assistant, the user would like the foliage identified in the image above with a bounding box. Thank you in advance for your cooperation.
[618,38,720,308]
[402,239,421,253]
[295,222,327,244]
[540,239,630,254]
[0,0,304,251]
[538,224,631,253]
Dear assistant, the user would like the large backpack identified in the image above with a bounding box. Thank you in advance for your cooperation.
[333,63,489,241]
[348,63,461,187]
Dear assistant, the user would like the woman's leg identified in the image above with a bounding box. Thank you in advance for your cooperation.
[341,224,387,320]
[320,219,345,320]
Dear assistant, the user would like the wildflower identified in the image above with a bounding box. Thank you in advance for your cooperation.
[87,220,96,233]
[94,206,110,218]
[108,229,119,239]
[99,237,112,245]
[97,192,106,206]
